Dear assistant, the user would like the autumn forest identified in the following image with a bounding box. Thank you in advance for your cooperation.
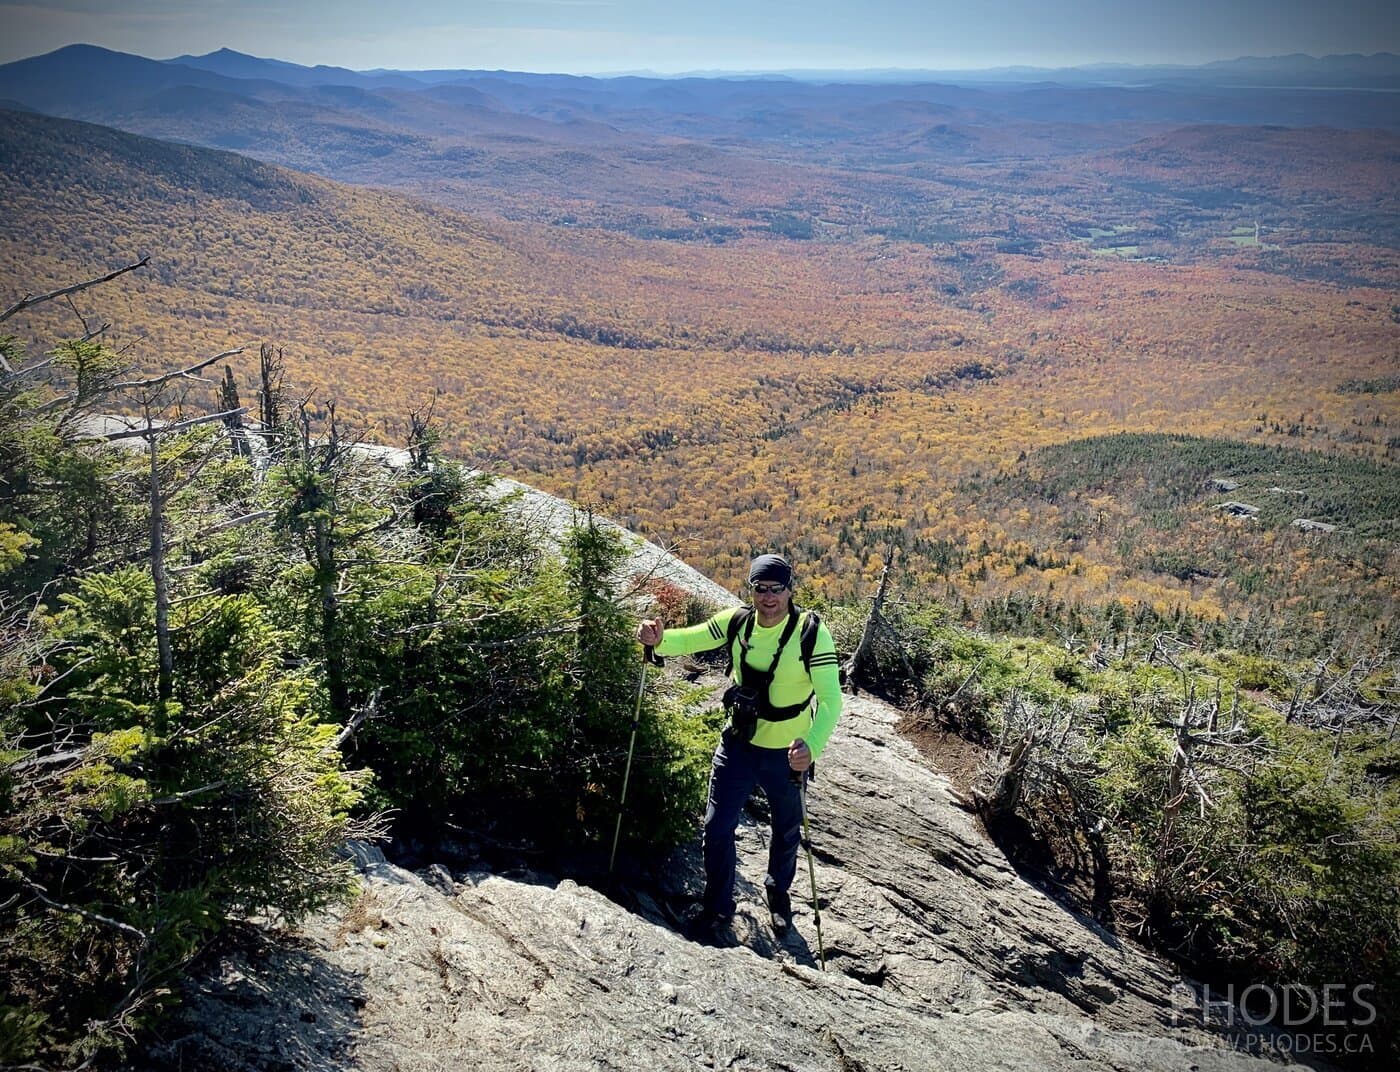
[2,47,1394,657]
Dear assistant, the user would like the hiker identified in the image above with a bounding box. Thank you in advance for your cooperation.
[636,553,843,943]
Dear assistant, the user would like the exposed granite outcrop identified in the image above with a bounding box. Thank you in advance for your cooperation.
[141,692,1301,1071]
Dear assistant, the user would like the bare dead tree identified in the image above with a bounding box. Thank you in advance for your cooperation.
[406,392,440,473]
[979,728,1038,818]
[5,257,246,718]
[1287,649,1391,732]
[281,400,357,721]
[258,342,285,436]
[107,392,246,718]
[845,547,895,690]
[1158,685,1196,859]
[1152,676,1268,889]
[220,365,251,458]
[975,688,1082,821]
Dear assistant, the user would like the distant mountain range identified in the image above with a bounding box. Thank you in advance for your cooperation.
[1,42,1396,256]
[667,52,1400,88]
[2,44,1396,133]
[166,47,1400,89]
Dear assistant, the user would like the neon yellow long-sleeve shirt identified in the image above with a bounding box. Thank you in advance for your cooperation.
[655,605,843,759]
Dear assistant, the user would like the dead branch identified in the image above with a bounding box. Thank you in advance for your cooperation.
[1159,700,1195,859]
[0,257,149,329]
[169,589,221,607]
[21,879,148,941]
[1056,705,1076,750]
[390,611,500,637]
[467,623,579,649]
[3,355,55,383]
[107,348,244,393]
[335,687,383,748]
[150,781,228,805]
[99,407,248,442]
[7,745,88,774]
[193,510,275,537]
[946,656,987,707]
[1182,761,1215,817]
[63,293,109,343]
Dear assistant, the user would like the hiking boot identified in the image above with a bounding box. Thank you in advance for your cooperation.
[685,909,733,948]
[766,887,793,935]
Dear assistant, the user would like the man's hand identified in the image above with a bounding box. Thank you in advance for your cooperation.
[788,738,812,773]
[637,618,664,647]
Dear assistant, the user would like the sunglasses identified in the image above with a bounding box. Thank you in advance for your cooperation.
[750,583,788,595]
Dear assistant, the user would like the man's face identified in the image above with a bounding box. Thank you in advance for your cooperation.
[750,580,791,624]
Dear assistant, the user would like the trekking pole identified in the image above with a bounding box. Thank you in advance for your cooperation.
[609,646,661,876]
[793,769,826,970]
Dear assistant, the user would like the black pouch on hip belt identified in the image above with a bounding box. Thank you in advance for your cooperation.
[722,682,763,742]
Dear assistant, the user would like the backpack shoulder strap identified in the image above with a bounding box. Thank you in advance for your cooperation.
[724,606,752,677]
[799,609,821,673]
[798,609,847,687]
[772,605,801,660]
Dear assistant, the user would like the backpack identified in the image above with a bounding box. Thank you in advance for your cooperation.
[723,605,836,683]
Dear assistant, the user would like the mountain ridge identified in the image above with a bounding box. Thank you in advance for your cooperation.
[4,43,1395,137]
[163,45,1400,87]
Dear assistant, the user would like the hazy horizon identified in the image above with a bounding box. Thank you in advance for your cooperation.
[3,1,1398,75]
[4,39,1398,84]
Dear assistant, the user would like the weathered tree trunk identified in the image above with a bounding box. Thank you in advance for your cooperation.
[317,516,347,722]
[221,365,251,458]
[298,402,349,723]
[1157,694,1195,866]
[978,730,1036,819]
[147,427,173,726]
[258,342,284,434]
[845,552,894,690]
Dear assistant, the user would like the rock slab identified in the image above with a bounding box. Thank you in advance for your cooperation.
[140,695,1307,1072]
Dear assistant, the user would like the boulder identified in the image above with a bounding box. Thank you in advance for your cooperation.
[1214,501,1260,518]
[1290,518,1337,533]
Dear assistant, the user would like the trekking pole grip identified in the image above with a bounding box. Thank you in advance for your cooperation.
[643,644,664,667]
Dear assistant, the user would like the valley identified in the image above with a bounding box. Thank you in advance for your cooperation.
[0,47,1396,652]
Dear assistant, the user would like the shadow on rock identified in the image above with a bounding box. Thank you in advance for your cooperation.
[137,925,368,1072]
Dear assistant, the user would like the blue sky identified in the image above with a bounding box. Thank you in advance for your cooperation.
[2,0,1398,72]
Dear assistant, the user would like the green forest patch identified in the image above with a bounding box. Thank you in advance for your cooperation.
[1012,432,1400,539]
